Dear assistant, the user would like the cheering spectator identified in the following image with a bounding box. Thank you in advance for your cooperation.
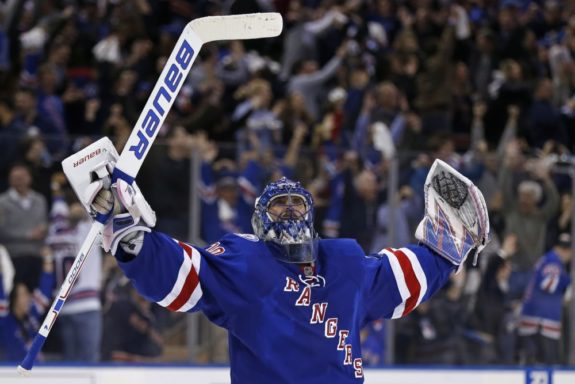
[287,40,347,121]
[499,141,559,297]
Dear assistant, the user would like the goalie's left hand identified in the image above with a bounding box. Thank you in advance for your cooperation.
[415,159,490,269]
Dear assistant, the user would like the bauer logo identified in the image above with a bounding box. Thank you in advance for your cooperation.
[129,39,195,160]
[73,148,101,167]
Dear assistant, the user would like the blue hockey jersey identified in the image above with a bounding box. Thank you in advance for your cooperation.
[0,271,53,361]
[116,231,454,383]
[519,250,571,339]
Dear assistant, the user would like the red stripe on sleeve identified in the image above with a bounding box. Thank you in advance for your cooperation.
[166,266,200,311]
[178,241,193,258]
[165,241,200,311]
[391,249,421,316]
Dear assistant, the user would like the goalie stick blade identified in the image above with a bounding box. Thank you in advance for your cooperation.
[114,12,282,181]
[191,12,283,43]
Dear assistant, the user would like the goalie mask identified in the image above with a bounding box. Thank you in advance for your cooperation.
[252,177,318,263]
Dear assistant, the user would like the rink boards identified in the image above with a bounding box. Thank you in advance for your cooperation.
[0,365,571,384]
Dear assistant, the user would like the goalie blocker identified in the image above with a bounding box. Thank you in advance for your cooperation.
[63,138,156,255]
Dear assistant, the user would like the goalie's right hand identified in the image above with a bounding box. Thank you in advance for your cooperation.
[87,178,157,255]
[91,187,116,216]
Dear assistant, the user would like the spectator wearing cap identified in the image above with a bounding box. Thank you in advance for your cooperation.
[518,233,572,365]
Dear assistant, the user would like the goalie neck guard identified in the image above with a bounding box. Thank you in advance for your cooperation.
[252,177,318,263]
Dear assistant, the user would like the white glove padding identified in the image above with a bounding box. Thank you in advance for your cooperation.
[415,159,490,270]
[83,161,119,217]
[99,179,157,255]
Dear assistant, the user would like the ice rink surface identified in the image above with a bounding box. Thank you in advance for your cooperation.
[1,365,573,384]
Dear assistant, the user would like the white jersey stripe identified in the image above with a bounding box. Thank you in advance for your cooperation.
[158,243,194,307]
[190,245,201,275]
[399,247,428,307]
[381,249,409,319]
[176,246,204,312]
[158,240,203,310]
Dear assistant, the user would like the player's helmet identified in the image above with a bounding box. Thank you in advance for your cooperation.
[252,177,318,263]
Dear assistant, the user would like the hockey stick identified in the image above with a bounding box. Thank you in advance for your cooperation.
[17,13,282,374]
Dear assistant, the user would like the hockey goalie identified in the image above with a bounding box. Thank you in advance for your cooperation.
[80,141,489,383]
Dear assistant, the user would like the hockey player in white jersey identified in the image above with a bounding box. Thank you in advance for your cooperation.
[84,157,489,383]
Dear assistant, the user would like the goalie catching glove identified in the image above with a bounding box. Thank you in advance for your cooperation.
[415,159,490,270]
[86,176,156,255]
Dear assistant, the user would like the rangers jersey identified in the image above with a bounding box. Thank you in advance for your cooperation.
[0,271,53,361]
[116,231,454,383]
[519,250,571,339]
[47,198,102,315]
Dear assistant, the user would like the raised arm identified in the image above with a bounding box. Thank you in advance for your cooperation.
[363,159,490,322]
[362,245,454,322]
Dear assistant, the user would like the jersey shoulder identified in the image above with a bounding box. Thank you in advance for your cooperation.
[318,238,365,260]
[319,237,363,250]
[201,233,266,257]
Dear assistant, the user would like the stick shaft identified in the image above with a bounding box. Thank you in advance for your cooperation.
[18,224,102,371]
[19,12,282,372]
[18,20,204,373]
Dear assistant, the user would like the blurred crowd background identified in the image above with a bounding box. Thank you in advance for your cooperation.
[0,0,574,367]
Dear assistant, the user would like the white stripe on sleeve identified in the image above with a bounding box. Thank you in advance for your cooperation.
[381,249,409,319]
[399,247,428,306]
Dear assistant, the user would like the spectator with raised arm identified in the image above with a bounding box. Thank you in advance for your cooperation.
[499,141,560,298]
[198,134,262,244]
[287,40,347,121]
